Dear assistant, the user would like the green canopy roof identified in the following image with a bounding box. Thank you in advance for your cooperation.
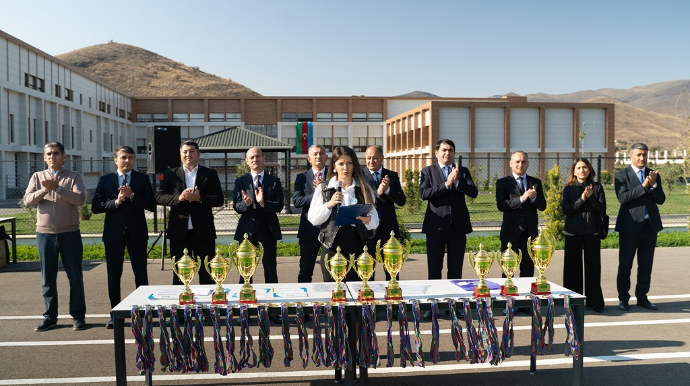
[194,126,292,153]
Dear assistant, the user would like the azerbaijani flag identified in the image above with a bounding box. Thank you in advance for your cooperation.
[296,121,313,154]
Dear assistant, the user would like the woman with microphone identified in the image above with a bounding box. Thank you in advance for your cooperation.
[308,146,379,281]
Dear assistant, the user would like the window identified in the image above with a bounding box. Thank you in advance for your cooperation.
[281,112,297,122]
[79,94,83,105]
[209,113,224,122]
[33,119,37,145]
[333,113,348,122]
[107,104,111,114]
[9,114,14,143]
[136,113,152,122]
[153,114,168,122]
[89,97,92,108]
[25,73,36,89]
[297,113,313,121]
[368,113,383,122]
[37,78,45,92]
[226,113,241,122]
[352,137,368,153]
[99,101,106,112]
[44,121,48,142]
[368,137,383,147]
[244,124,277,138]
[189,113,204,122]
[55,85,61,98]
[136,138,147,154]
[172,113,189,122]
[317,113,332,122]
[281,136,296,152]
[71,126,75,147]
[352,113,367,122]
[65,88,73,101]
[90,130,93,143]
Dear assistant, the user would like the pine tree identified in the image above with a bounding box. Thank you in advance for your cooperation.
[543,164,565,240]
[403,169,421,214]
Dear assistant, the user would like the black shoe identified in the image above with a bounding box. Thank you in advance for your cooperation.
[105,318,114,329]
[517,307,531,315]
[422,311,432,320]
[593,307,604,313]
[35,318,58,332]
[444,309,465,319]
[637,300,658,310]
[269,315,282,325]
[73,318,86,331]
[618,300,630,311]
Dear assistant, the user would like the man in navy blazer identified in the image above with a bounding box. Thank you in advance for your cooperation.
[92,146,156,329]
[615,142,665,311]
[364,145,406,280]
[292,145,328,283]
[156,140,224,286]
[233,147,283,285]
[420,139,478,281]
[495,150,546,278]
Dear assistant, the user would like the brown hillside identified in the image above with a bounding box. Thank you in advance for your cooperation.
[56,43,261,98]
[584,96,685,150]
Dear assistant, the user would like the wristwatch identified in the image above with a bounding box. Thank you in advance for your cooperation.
[56,186,63,194]
[129,192,135,200]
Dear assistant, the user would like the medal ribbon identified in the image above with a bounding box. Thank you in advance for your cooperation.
[209,306,228,375]
[385,302,395,367]
[411,301,425,367]
[477,298,501,365]
[563,295,581,359]
[542,296,555,353]
[225,307,238,373]
[449,300,467,361]
[324,303,336,366]
[337,303,351,370]
[398,301,415,367]
[500,297,515,359]
[429,299,440,364]
[531,297,544,355]
[169,305,188,372]
[463,299,481,364]
[157,305,173,372]
[281,304,294,367]
[238,305,257,369]
[311,303,326,366]
[296,303,310,368]
[257,304,274,368]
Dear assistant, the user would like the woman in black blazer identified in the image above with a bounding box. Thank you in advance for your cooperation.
[561,157,606,312]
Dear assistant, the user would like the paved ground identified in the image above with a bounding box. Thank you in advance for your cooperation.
[1,246,689,385]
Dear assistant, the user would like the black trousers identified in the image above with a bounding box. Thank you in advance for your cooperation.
[617,221,657,302]
[425,225,466,280]
[563,233,604,310]
[298,236,326,283]
[501,230,535,278]
[105,230,149,308]
[170,230,214,285]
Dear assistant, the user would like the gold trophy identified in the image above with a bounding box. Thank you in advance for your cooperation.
[204,248,231,304]
[498,242,522,296]
[467,243,497,298]
[324,246,354,302]
[376,231,410,300]
[350,246,379,302]
[528,230,556,295]
[229,233,263,304]
[171,248,201,304]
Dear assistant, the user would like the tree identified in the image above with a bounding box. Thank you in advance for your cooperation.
[403,169,421,214]
[543,164,565,240]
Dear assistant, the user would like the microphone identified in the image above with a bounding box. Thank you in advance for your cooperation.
[335,180,342,211]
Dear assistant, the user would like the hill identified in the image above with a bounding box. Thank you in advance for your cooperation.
[56,42,261,98]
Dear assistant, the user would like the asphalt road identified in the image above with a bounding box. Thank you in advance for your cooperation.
[1,246,689,385]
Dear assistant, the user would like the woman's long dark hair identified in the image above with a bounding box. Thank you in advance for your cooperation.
[567,157,596,186]
[326,146,376,206]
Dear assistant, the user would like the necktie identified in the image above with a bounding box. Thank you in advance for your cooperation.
[122,174,128,187]
[316,171,322,180]
[517,176,525,194]
[638,170,648,217]
[373,171,380,186]
[443,166,450,179]
[257,175,262,188]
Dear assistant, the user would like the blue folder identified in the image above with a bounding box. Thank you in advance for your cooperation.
[334,203,373,226]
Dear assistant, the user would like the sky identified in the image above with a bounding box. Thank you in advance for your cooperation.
[2,0,688,98]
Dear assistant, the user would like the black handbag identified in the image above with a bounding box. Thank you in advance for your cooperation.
[598,214,610,239]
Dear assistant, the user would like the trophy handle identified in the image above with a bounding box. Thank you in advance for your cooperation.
[349,253,356,272]
[402,239,411,264]
[324,253,333,276]
[516,249,523,265]
[255,242,264,266]
[204,256,211,275]
[375,239,382,263]
[171,255,179,276]
[229,243,237,266]
[467,251,475,268]
[194,255,202,276]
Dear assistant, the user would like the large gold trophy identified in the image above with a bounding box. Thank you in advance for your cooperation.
[376,231,410,300]
[498,242,522,296]
[324,246,354,302]
[229,233,263,304]
[467,243,497,297]
[171,248,201,304]
[204,248,232,304]
[351,246,379,302]
[528,230,556,295]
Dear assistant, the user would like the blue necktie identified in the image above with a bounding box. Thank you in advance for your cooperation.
[517,176,525,194]
[122,174,128,187]
[373,171,380,186]
[638,170,648,217]
[443,166,450,179]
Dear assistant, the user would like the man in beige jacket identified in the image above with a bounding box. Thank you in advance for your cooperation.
[24,142,87,331]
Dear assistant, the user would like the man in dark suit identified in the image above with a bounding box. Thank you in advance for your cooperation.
[421,139,478,281]
[495,150,547,278]
[92,146,156,329]
[292,144,328,283]
[364,145,406,280]
[615,142,665,311]
[233,147,283,287]
[156,140,224,285]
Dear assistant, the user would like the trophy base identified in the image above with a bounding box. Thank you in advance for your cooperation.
[210,292,228,305]
[358,289,375,302]
[331,290,348,302]
[238,290,257,304]
[530,282,551,295]
[384,286,403,301]
[473,286,491,298]
[500,285,519,297]
[179,292,195,305]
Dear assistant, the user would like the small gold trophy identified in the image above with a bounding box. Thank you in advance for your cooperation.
[229,233,263,304]
[376,231,410,300]
[351,246,379,302]
[528,230,556,295]
[204,248,231,304]
[324,246,354,302]
[467,243,497,297]
[498,242,522,297]
[171,248,201,305]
